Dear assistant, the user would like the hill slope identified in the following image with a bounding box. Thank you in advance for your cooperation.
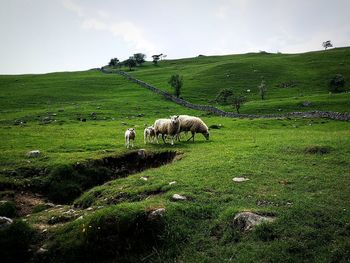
[0,55,349,262]
[126,47,350,114]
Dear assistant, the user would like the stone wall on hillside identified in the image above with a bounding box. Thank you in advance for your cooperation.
[100,68,350,121]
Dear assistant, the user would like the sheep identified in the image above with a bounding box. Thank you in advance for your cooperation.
[144,126,156,144]
[125,128,136,148]
[154,115,181,145]
[177,115,209,142]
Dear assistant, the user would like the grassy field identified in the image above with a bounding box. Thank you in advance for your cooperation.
[0,49,350,262]
[125,47,350,114]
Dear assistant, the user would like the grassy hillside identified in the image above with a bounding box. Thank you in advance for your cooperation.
[0,54,349,262]
[126,47,350,114]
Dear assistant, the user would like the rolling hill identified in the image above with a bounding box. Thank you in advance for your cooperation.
[0,49,349,262]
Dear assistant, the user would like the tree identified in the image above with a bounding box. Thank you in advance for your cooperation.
[152,54,162,65]
[258,79,267,100]
[214,88,233,104]
[123,57,137,71]
[329,74,345,93]
[322,40,333,50]
[168,74,183,98]
[228,92,246,113]
[133,53,146,66]
[108,58,119,67]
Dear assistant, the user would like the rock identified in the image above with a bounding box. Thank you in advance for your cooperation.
[27,150,40,158]
[233,177,249,182]
[233,212,275,231]
[37,247,48,254]
[140,177,148,181]
[0,216,13,229]
[46,202,55,208]
[169,181,177,185]
[86,207,93,211]
[148,208,166,220]
[209,124,222,129]
[302,101,312,107]
[137,149,146,158]
[172,194,187,201]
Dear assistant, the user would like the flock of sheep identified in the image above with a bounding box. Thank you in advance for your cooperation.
[124,115,210,148]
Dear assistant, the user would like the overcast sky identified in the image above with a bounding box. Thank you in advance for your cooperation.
[1,0,349,74]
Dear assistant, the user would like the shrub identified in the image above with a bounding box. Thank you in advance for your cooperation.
[0,220,34,263]
[214,88,233,105]
[0,201,17,217]
[329,74,345,93]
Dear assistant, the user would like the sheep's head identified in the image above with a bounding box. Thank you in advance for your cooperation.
[128,128,135,133]
[170,115,180,125]
[203,131,210,140]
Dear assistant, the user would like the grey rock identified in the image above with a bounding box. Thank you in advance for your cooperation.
[0,216,13,229]
[27,150,40,158]
[172,194,187,201]
[302,101,312,107]
[148,208,165,220]
[233,177,249,182]
[233,212,275,231]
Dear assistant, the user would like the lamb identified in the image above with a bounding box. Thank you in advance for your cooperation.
[177,115,209,142]
[125,128,136,148]
[144,126,156,144]
[154,115,181,145]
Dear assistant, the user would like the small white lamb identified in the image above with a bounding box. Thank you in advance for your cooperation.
[125,128,136,148]
[144,126,156,144]
[154,116,181,145]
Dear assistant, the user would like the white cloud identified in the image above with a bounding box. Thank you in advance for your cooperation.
[62,0,84,17]
[81,18,107,31]
[61,0,157,54]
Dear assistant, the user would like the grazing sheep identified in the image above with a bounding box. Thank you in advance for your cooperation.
[125,128,136,148]
[154,116,180,145]
[177,115,209,142]
[144,126,156,144]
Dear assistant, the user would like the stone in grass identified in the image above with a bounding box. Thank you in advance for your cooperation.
[172,194,187,201]
[233,212,275,232]
[169,181,177,185]
[27,150,40,158]
[140,176,148,181]
[0,216,13,230]
[233,177,249,182]
[148,208,166,220]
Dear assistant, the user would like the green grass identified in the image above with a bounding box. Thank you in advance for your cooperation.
[0,49,349,262]
[126,47,350,114]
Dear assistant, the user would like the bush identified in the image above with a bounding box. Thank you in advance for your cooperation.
[329,74,345,93]
[0,220,34,263]
[214,88,233,105]
[0,201,17,217]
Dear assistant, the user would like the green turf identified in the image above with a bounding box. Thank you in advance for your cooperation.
[0,49,349,262]
[126,47,350,114]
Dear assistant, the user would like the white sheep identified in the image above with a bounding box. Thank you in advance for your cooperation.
[154,116,180,145]
[144,126,156,144]
[125,128,136,148]
[177,115,209,142]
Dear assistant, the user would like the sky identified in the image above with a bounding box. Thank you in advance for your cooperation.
[1,0,349,74]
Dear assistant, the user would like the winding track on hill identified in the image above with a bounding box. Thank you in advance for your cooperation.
[101,69,350,121]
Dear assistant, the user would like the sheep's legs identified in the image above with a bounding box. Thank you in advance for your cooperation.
[186,132,195,142]
[161,134,167,144]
